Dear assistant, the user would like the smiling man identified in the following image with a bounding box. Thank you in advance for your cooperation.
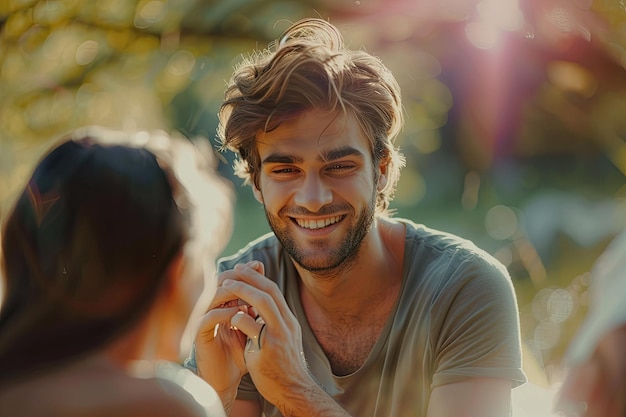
[255,109,379,276]
[186,18,526,417]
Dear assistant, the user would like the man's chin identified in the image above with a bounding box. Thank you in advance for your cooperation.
[293,255,338,272]
[291,249,359,276]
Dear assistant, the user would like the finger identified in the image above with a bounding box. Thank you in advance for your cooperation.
[197,305,246,340]
[221,278,284,329]
[228,264,292,319]
[217,262,264,286]
[216,263,263,286]
[216,268,244,286]
[231,311,266,350]
[212,267,265,310]
[247,260,265,275]
[209,286,251,310]
[250,305,262,322]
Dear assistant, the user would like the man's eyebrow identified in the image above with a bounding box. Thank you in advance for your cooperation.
[262,153,303,165]
[261,146,365,165]
[319,146,365,162]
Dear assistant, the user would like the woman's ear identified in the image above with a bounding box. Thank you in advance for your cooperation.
[161,249,197,323]
[163,251,186,294]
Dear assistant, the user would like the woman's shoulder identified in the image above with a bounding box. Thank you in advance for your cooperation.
[153,361,226,417]
[0,360,225,417]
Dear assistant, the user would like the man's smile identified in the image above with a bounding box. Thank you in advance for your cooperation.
[292,215,345,230]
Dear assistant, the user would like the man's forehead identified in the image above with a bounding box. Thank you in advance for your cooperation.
[255,109,368,156]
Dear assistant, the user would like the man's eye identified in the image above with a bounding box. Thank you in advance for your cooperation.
[272,168,296,174]
[327,164,353,172]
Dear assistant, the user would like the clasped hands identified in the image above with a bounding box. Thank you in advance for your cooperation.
[193,261,312,407]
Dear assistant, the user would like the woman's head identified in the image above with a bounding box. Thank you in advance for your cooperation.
[217,18,405,214]
[0,127,233,378]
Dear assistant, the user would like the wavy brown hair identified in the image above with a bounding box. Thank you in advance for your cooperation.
[217,18,405,214]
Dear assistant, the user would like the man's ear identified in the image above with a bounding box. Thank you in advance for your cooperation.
[252,184,264,204]
[377,161,389,191]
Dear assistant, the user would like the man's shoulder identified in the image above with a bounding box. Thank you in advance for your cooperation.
[397,218,510,286]
[402,219,500,263]
[401,219,476,252]
[217,232,282,270]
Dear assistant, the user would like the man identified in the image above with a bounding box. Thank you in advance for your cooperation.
[556,230,626,417]
[187,18,526,417]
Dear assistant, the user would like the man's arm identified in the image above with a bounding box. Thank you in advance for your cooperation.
[426,378,512,417]
[229,385,354,417]
[425,252,524,417]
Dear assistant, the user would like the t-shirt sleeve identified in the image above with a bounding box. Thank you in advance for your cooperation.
[429,251,527,388]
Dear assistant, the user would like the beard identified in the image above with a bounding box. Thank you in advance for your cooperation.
[263,190,377,275]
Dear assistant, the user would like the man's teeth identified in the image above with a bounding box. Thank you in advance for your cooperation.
[296,216,342,230]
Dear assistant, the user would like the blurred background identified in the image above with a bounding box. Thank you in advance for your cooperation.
[1,0,625,412]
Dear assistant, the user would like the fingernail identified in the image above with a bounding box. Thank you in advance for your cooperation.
[223,279,234,286]
[247,260,259,268]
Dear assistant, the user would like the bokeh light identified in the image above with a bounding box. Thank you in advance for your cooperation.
[485,205,519,240]
[1,2,625,415]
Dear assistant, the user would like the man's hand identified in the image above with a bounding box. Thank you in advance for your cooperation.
[218,261,316,410]
[196,261,351,417]
[194,263,262,412]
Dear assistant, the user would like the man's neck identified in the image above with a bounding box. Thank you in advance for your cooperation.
[296,218,406,375]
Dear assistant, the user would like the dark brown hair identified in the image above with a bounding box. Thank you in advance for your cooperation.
[0,128,232,382]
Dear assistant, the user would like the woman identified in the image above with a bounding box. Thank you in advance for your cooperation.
[0,127,233,416]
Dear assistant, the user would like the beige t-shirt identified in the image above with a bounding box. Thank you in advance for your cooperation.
[205,219,526,417]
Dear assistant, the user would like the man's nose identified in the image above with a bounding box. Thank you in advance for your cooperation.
[294,173,332,212]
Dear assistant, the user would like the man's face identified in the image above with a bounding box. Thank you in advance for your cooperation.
[253,108,385,273]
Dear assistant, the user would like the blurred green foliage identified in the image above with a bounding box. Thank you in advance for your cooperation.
[2,0,626,385]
